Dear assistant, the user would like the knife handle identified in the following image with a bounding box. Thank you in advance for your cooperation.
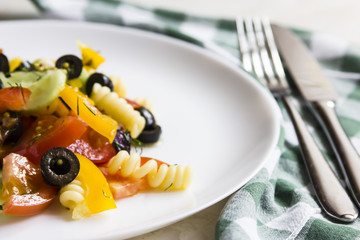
[282,96,358,222]
[314,100,360,207]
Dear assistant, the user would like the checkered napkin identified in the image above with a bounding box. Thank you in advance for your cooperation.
[31,0,360,239]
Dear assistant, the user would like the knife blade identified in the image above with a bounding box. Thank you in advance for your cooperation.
[271,24,360,208]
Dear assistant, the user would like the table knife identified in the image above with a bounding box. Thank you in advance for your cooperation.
[271,24,360,210]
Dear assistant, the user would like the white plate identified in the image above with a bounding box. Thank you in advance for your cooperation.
[0,20,281,239]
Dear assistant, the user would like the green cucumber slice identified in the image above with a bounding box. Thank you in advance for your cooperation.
[0,70,67,110]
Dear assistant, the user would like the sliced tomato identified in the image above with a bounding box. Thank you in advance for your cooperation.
[125,98,141,109]
[20,115,36,132]
[0,153,58,216]
[140,157,168,166]
[67,127,116,165]
[98,157,168,200]
[99,166,148,200]
[0,87,31,113]
[11,114,87,165]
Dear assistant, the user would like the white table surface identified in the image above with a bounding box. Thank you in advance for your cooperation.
[1,0,360,239]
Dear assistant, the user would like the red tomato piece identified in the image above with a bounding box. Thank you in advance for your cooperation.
[12,115,87,165]
[98,157,168,200]
[67,127,116,165]
[99,166,148,200]
[125,98,141,109]
[20,115,36,130]
[0,87,31,113]
[0,153,57,216]
[140,157,168,166]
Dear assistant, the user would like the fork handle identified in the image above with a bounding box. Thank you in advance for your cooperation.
[313,100,360,208]
[282,96,358,222]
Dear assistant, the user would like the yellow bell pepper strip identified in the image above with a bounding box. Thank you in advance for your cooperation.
[9,58,22,72]
[59,85,117,143]
[77,41,105,70]
[67,68,93,92]
[60,154,116,220]
[67,78,83,90]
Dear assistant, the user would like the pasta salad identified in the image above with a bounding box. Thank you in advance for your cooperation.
[0,42,193,220]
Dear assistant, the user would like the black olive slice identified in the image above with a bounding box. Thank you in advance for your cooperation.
[85,73,114,96]
[112,129,132,153]
[137,125,162,143]
[135,106,156,130]
[0,53,10,73]
[40,147,80,187]
[55,54,83,79]
[0,79,3,89]
[0,111,23,145]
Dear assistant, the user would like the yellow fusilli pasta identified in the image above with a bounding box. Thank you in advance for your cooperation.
[107,150,193,190]
[110,75,127,98]
[134,97,154,112]
[91,83,145,138]
[59,180,85,210]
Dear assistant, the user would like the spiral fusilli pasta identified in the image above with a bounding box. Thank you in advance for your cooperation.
[59,180,85,210]
[134,97,153,112]
[110,75,127,98]
[91,83,145,138]
[107,150,193,190]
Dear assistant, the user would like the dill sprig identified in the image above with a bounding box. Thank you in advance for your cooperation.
[15,83,26,104]
[27,133,42,149]
[76,96,79,115]
[6,82,26,104]
[131,138,143,147]
[58,97,71,110]
[164,183,173,191]
[102,189,112,199]
[131,138,144,155]
[7,81,14,88]
[83,103,96,116]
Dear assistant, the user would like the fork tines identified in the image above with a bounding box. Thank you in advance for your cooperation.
[236,17,288,93]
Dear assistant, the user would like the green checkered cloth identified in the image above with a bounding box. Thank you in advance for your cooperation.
[31,1,360,239]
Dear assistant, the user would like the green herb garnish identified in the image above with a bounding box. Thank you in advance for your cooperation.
[102,190,112,199]
[76,96,79,115]
[132,138,144,155]
[164,183,173,191]
[15,83,26,104]
[5,82,27,104]
[27,133,42,149]
[83,103,96,116]
[31,134,42,143]
[131,138,143,147]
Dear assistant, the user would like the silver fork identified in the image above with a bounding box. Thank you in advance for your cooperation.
[236,17,358,222]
